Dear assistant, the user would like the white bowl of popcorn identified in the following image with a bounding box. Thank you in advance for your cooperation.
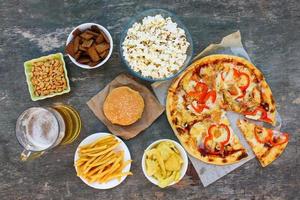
[120,9,193,81]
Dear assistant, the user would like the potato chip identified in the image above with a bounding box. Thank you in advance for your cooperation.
[165,154,181,171]
[158,171,176,188]
[156,142,175,161]
[146,159,158,176]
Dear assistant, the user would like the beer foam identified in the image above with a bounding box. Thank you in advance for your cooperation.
[22,108,59,150]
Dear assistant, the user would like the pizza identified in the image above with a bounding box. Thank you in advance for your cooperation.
[166,54,277,165]
[237,119,289,167]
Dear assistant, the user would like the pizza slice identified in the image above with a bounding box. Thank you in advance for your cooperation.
[184,111,248,165]
[215,55,276,125]
[181,65,220,117]
[237,119,289,167]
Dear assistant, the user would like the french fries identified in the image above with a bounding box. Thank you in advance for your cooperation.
[75,135,132,184]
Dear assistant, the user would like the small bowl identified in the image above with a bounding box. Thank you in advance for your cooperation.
[24,53,71,101]
[120,9,194,82]
[66,23,113,69]
[142,139,188,187]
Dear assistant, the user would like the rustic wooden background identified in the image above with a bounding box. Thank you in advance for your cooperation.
[1,0,299,199]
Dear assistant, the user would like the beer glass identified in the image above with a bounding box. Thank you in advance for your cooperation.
[16,104,81,161]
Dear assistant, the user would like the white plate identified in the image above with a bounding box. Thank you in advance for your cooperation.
[141,139,188,187]
[74,132,131,189]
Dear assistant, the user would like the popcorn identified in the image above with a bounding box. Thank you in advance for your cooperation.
[122,14,190,79]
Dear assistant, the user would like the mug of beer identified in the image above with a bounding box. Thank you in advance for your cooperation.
[16,104,81,161]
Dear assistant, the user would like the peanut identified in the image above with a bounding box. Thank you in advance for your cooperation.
[30,58,67,96]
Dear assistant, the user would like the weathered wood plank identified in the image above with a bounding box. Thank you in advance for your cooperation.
[0,0,299,199]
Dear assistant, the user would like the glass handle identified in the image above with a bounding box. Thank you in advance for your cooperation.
[20,149,44,161]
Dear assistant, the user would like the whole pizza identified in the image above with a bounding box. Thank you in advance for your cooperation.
[166,54,277,165]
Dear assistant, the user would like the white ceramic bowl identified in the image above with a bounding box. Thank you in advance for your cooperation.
[141,139,188,187]
[66,23,113,69]
[74,132,131,189]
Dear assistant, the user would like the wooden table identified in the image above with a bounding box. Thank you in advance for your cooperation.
[1,0,299,199]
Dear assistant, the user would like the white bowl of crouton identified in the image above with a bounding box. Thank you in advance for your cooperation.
[65,23,113,69]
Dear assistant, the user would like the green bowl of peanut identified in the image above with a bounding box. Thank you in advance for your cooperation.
[24,53,71,101]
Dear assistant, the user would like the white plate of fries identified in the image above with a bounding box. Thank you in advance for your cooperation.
[74,132,132,189]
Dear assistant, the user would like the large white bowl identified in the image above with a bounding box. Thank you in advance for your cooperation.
[66,23,113,69]
[141,139,188,187]
[74,132,131,189]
